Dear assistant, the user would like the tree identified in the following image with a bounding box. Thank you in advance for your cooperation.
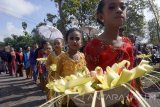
[36,22,47,28]
[62,0,99,27]
[51,0,66,34]
[46,13,57,26]
[22,22,27,31]
[22,22,28,36]
[147,0,160,42]
[51,0,151,37]
[3,37,12,46]
[0,41,5,48]
[31,27,45,44]
[124,0,148,36]
[50,0,99,34]
[2,34,34,50]
[148,18,160,44]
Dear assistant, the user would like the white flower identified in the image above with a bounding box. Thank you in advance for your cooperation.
[112,37,123,47]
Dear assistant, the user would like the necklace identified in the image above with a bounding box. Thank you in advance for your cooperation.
[100,36,123,47]
[67,51,80,61]
[112,36,123,47]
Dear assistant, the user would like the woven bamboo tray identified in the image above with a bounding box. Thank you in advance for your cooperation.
[69,85,129,107]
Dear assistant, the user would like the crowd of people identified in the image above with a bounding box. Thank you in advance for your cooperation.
[0,46,35,77]
[136,44,160,65]
[0,0,160,107]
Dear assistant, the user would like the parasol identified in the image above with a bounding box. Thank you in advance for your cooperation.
[38,25,63,40]
[80,26,99,37]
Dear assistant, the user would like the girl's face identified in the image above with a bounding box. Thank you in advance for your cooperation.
[46,45,52,54]
[43,42,50,50]
[67,31,82,51]
[53,39,63,52]
[11,48,14,51]
[27,47,30,51]
[99,0,126,27]
[19,48,23,52]
[33,44,38,49]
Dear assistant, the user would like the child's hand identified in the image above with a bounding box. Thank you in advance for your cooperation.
[39,61,42,64]
[90,71,97,77]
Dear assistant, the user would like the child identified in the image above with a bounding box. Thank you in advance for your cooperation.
[23,47,32,79]
[56,28,86,77]
[46,38,64,100]
[84,0,138,106]
[16,47,24,77]
[10,47,16,76]
[37,40,50,91]
[46,44,53,55]
[29,43,38,82]
[56,28,86,107]
[47,38,64,81]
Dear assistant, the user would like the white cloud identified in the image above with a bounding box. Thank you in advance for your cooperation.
[0,22,24,41]
[0,0,39,18]
[6,22,23,35]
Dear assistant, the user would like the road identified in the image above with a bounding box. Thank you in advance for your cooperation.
[0,72,46,107]
[0,70,160,107]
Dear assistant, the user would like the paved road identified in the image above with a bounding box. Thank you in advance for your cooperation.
[0,71,160,107]
[142,71,160,107]
[0,72,46,107]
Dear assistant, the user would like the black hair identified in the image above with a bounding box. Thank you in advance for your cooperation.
[65,28,82,42]
[40,39,49,48]
[97,0,105,26]
[49,38,64,46]
[119,27,124,32]
[41,39,48,45]
[18,47,22,52]
[55,38,64,45]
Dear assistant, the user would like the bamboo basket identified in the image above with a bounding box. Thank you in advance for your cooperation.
[69,85,129,107]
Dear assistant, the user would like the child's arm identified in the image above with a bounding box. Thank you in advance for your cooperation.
[46,53,53,69]
[55,56,63,79]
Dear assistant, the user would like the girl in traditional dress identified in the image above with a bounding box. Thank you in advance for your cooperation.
[30,43,38,82]
[16,47,24,77]
[23,47,32,79]
[10,47,16,76]
[46,38,64,100]
[56,28,86,107]
[37,40,50,91]
[56,28,86,77]
[84,0,138,106]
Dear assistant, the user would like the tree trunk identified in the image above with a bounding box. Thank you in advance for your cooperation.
[147,0,160,42]
[58,0,66,36]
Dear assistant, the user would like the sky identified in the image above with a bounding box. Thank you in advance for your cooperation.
[144,0,160,21]
[0,0,160,42]
[0,0,58,41]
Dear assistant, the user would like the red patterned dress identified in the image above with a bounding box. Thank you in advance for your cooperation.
[84,36,139,107]
[85,37,134,70]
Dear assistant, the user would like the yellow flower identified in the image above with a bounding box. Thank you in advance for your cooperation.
[36,58,47,61]
[49,60,153,95]
[49,64,57,71]
[46,81,54,89]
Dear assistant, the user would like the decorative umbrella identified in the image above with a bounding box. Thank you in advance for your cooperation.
[80,26,99,37]
[38,25,63,40]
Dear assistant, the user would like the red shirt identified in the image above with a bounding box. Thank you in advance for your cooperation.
[84,37,134,71]
[38,49,49,58]
[85,37,138,106]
